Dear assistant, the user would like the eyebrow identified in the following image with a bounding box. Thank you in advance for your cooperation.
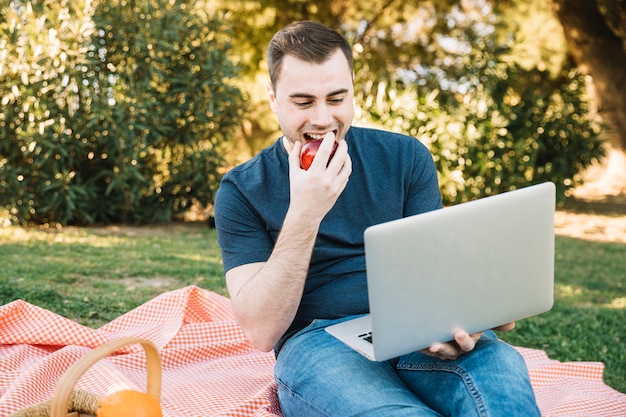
[288,88,350,99]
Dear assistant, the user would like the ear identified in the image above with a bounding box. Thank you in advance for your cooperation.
[267,82,278,113]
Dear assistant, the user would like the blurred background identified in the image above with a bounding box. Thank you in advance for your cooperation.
[1,0,625,226]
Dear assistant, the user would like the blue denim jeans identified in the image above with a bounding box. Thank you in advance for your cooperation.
[275,316,541,417]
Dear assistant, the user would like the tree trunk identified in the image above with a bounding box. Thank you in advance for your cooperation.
[550,0,626,150]
[550,0,626,193]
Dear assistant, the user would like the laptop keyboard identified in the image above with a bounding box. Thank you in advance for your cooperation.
[358,332,373,344]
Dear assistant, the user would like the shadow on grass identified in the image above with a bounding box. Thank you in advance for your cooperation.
[562,194,626,217]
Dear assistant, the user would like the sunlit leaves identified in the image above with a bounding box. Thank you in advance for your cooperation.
[0,0,244,225]
[353,0,604,204]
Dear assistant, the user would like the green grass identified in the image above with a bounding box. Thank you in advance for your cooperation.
[0,223,624,392]
[0,224,227,326]
[497,236,626,393]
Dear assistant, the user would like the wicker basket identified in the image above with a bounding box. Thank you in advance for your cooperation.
[9,337,162,417]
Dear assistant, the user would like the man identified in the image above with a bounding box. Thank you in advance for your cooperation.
[214,21,540,416]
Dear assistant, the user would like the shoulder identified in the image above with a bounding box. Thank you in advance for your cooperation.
[216,138,288,211]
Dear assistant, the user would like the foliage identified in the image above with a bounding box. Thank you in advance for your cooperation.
[360,63,604,205]
[0,0,244,225]
[352,0,605,204]
[0,0,610,222]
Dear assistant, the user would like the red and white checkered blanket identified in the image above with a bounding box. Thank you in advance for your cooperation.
[0,286,624,416]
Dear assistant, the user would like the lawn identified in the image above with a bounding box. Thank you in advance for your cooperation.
[0,221,624,393]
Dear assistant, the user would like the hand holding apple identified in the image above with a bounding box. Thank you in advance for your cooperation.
[288,132,351,227]
[300,137,338,170]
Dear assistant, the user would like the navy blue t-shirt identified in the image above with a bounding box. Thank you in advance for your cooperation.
[214,126,442,352]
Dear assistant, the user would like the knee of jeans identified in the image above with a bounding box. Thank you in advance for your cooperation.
[479,337,528,373]
[276,377,331,417]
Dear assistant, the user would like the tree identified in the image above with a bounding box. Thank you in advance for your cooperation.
[548,0,626,193]
[549,0,626,151]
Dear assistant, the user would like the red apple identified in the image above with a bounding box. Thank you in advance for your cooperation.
[300,140,338,170]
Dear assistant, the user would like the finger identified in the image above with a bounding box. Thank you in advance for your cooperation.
[288,141,303,171]
[308,132,336,170]
[454,333,475,352]
[289,140,302,159]
[493,322,516,331]
[323,130,336,144]
[454,331,482,352]
[428,342,461,360]
[328,140,350,175]
[427,342,447,357]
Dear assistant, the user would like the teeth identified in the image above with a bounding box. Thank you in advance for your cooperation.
[307,133,328,140]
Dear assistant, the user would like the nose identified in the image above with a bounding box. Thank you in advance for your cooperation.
[310,103,334,127]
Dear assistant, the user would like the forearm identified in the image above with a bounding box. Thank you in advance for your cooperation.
[227,211,320,351]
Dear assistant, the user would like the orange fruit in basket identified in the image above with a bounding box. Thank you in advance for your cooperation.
[97,389,162,417]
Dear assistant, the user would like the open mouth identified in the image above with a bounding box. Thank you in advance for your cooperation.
[304,130,338,142]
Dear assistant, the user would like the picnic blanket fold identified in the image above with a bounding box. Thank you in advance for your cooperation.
[0,285,623,417]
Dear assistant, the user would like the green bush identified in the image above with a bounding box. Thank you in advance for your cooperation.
[353,9,605,205]
[0,0,244,225]
[419,65,604,205]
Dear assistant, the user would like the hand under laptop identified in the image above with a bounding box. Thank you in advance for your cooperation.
[424,322,515,360]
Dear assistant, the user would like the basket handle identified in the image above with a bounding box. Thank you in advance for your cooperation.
[49,337,162,417]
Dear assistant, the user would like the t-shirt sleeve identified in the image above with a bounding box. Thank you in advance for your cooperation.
[404,139,443,216]
[213,176,275,273]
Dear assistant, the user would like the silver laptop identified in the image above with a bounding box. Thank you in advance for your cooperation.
[325,182,555,361]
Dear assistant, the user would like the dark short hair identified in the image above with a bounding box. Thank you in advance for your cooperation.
[266,21,353,90]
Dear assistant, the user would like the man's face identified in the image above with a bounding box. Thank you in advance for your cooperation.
[268,49,354,149]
